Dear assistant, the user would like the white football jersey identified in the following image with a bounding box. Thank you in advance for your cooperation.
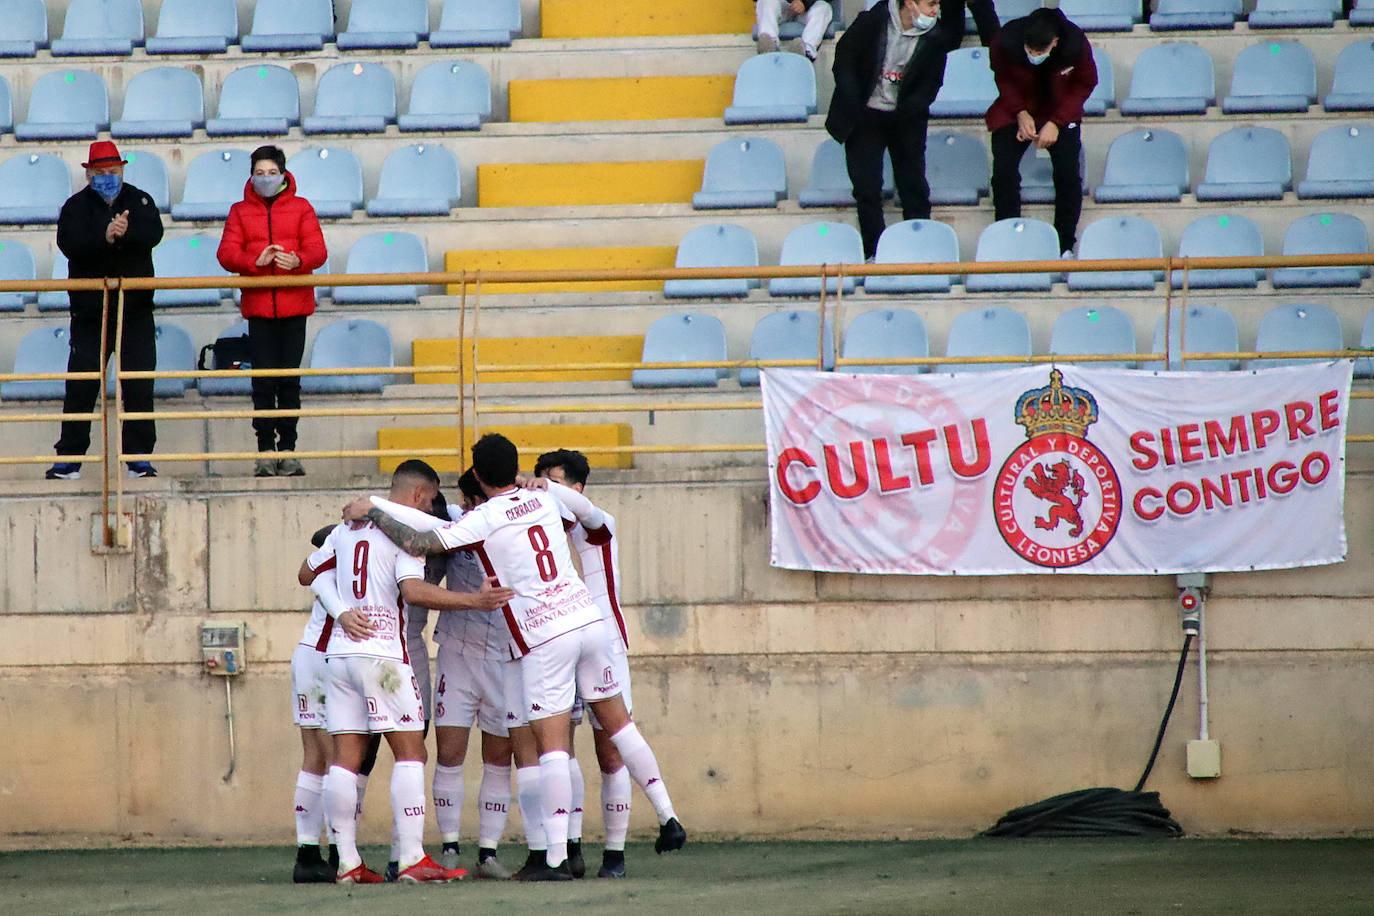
[429,488,600,658]
[435,506,511,660]
[307,521,426,662]
[568,511,628,650]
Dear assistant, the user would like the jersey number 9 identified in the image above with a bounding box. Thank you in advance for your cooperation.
[352,540,370,599]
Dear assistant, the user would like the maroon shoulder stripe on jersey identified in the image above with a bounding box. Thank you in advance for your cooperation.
[598,539,629,648]
[311,555,338,574]
[314,615,334,652]
[474,543,529,656]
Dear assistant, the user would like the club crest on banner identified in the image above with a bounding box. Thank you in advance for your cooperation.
[994,369,1122,568]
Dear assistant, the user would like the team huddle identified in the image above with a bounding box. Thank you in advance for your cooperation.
[288,435,686,883]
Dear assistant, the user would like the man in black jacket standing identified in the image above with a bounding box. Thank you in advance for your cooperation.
[826,0,998,260]
[47,141,164,480]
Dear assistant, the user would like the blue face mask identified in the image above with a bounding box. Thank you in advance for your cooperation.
[1027,50,1051,66]
[91,173,121,201]
[914,13,936,29]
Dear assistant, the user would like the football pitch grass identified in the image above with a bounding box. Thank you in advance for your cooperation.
[4,838,1374,915]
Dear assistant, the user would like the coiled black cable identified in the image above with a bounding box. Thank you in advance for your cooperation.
[980,635,1192,838]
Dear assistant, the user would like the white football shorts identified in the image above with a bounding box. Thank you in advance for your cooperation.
[324,655,425,734]
[433,644,509,737]
[583,644,632,730]
[520,620,621,721]
[291,644,328,729]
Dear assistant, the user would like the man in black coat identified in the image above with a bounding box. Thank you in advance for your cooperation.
[826,0,998,260]
[47,141,164,480]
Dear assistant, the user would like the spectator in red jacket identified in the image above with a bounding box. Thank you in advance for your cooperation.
[217,145,327,477]
[985,7,1097,256]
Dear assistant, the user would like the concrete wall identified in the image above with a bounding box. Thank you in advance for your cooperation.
[2,464,1373,848]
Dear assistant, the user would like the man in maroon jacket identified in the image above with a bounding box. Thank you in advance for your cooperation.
[985,7,1097,256]
[217,145,327,477]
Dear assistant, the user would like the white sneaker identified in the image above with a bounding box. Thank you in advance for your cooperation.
[1061,250,1075,260]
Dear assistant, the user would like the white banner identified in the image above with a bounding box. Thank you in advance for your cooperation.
[762,363,1351,575]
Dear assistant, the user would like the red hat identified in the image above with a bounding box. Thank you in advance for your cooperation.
[82,140,126,168]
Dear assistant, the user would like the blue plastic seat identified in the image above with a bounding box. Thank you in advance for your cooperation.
[1093,129,1189,203]
[36,251,68,310]
[1195,127,1291,201]
[1248,304,1343,369]
[1144,305,1241,371]
[663,224,759,299]
[1019,143,1086,205]
[152,236,229,308]
[631,314,728,389]
[303,63,397,135]
[966,218,1059,292]
[286,147,363,220]
[740,310,833,387]
[989,0,1040,24]
[112,67,204,139]
[399,61,491,132]
[241,0,334,52]
[1083,46,1115,117]
[0,0,48,56]
[366,144,461,217]
[1271,213,1370,289]
[797,138,893,207]
[724,53,817,125]
[926,132,988,206]
[1248,0,1340,29]
[0,76,14,134]
[15,70,109,141]
[147,0,238,54]
[205,65,300,137]
[149,323,196,397]
[944,307,1031,374]
[693,138,787,210]
[123,150,170,213]
[1151,0,1242,31]
[1057,0,1141,31]
[769,222,865,297]
[431,0,521,48]
[197,320,251,396]
[1119,43,1214,116]
[1325,41,1374,112]
[865,219,960,295]
[338,0,429,50]
[1358,310,1374,378]
[840,309,929,376]
[1297,125,1374,199]
[0,238,36,311]
[0,153,71,225]
[51,0,142,56]
[929,47,996,118]
[1222,41,1316,114]
[1,326,70,400]
[300,319,395,395]
[1050,305,1138,370]
[1172,213,1264,289]
[172,149,252,222]
[1067,216,1163,291]
[1355,0,1374,26]
[332,232,428,305]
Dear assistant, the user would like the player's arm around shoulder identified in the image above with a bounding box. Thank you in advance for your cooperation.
[401,576,514,613]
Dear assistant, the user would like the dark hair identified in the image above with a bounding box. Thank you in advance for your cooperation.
[470,434,518,488]
[457,468,484,504]
[392,458,441,489]
[250,144,286,173]
[310,524,335,548]
[429,489,449,520]
[1023,9,1059,52]
[533,448,590,487]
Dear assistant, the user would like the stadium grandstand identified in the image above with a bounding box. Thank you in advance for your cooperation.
[3,0,1374,878]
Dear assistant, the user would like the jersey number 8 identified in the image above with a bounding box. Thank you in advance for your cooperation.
[527,526,558,583]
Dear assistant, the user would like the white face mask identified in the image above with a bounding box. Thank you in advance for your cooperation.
[1027,50,1051,66]
[251,174,284,198]
[914,12,936,29]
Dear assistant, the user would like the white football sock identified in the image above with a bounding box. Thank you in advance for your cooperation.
[515,765,546,851]
[294,770,325,846]
[609,723,677,825]
[538,751,571,868]
[433,764,465,844]
[601,766,632,852]
[353,772,369,820]
[324,766,361,872]
[391,760,427,870]
[477,763,513,850]
[568,760,585,842]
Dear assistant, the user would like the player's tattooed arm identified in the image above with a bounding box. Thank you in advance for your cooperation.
[365,507,447,555]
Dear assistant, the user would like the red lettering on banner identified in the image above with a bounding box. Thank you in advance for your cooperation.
[823,441,869,499]
[1252,409,1281,448]
[900,429,937,485]
[1177,423,1202,464]
[776,447,821,504]
[1130,431,1158,471]
[944,418,990,478]
[1284,400,1315,440]
[1205,417,1249,458]
[1319,390,1341,430]
[872,438,911,492]
[1134,487,1164,520]
[1130,451,1333,520]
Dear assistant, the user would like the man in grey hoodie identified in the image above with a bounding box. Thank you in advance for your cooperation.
[825,0,997,260]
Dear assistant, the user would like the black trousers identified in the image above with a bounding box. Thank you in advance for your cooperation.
[844,107,931,260]
[990,122,1084,254]
[55,292,156,458]
[248,315,307,452]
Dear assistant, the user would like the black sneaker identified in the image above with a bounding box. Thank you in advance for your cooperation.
[597,850,627,879]
[517,860,574,882]
[567,839,585,879]
[655,817,686,854]
[126,461,157,478]
[383,860,399,882]
[45,462,81,480]
[511,850,545,881]
[327,845,339,873]
[292,845,335,884]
